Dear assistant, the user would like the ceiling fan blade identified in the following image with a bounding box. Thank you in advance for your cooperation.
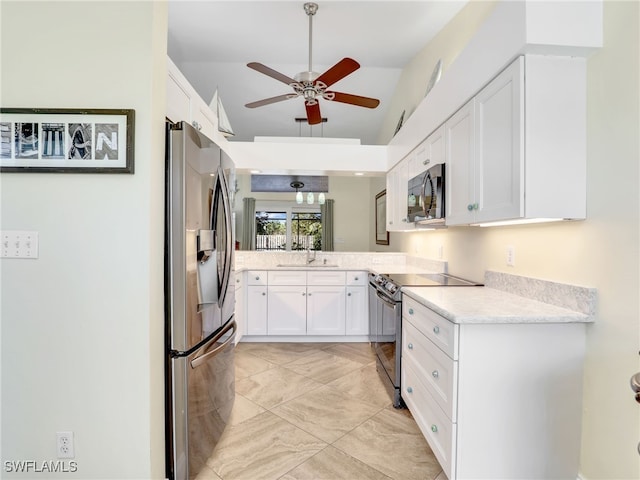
[245,94,298,108]
[247,62,300,86]
[323,91,380,109]
[314,58,360,88]
[305,102,322,125]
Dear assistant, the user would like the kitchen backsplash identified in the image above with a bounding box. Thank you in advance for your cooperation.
[484,271,597,318]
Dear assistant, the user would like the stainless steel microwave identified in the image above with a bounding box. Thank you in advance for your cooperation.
[407,163,445,225]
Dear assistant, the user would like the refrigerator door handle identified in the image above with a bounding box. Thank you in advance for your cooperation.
[213,167,233,308]
[190,319,237,369]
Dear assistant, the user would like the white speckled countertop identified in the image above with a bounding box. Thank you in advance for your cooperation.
[403,286,592,324]
[403,270,597,324]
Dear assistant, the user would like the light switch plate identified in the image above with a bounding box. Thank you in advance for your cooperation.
[1,231,39,259]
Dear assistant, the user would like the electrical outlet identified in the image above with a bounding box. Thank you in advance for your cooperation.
[437,245,444,259]
[56,431,74,459]
[506,246,515,267]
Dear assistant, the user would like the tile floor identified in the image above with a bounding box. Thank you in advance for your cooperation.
[194,342,445,480]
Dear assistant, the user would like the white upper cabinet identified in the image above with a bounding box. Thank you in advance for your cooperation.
[166,57,216,141]
[445,55,585,226]
[386,158,411,232]
[408,125,446,179]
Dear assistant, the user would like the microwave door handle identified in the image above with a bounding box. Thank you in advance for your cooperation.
[421,172,435,217]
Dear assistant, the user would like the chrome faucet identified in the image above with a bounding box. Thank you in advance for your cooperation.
[306,247,316,264]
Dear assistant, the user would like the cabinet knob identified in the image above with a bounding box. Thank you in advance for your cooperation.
[467,204,474,211]
[432,370,439,379]
[347,292,352,296]
[308,293,312,296]
[433,325,440,334]
[354,277,359,281]
[406,386,413,394]
[408,308,414,315]
[302,292,306,296]
[423,159,431,165]
[255,276,260,280]
[408,343,413,350]
[262,292,266,296]
[431,425,438,433]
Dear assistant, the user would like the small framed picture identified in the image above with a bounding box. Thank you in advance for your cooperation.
[0,108,134,173]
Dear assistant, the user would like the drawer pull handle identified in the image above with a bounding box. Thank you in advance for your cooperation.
[408,308,414,315]
[433,326,440,334]
[354,277,359,281]
[408,343,413,350]
[431,425,438,433]
[432,370,439,379]
[255,276,260,281]
[406,386,413,394]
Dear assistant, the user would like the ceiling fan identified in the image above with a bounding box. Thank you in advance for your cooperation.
[245,2,380,125]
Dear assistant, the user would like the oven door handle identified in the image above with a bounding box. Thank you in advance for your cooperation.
[376,290,398,308]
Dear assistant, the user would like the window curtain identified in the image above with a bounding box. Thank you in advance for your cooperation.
[321,199,334,251]
[241,197,256,250]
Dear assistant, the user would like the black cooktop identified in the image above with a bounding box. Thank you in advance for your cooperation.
[382,272,482,287]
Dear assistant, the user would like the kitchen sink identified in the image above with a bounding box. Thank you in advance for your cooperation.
[276,263,340,268]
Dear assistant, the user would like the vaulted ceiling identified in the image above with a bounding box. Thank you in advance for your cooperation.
[167,1,468,145]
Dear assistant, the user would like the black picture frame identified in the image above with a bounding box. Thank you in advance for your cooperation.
[0,108,135,173]
[375,189,389,245]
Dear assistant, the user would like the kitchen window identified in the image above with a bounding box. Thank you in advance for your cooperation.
[255,204,322,251]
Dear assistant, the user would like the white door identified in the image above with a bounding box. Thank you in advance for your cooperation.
[474,57,524,223]
[345,286,368,335]
[267,285,307,335]
[245,286,267,335]
[306,286,346,335]
[445,101,475,225]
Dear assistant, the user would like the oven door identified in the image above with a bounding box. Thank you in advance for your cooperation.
[369,282,403,407]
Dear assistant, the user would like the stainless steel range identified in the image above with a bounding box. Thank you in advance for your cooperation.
[368,272,482,408]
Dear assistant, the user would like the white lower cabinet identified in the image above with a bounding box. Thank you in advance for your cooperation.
[402,292,586,480]
[242,269,368,338]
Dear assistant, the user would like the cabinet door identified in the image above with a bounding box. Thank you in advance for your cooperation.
[474,57,524,223]
[307,286,346,335]
[246,286,267,335]
[345,286,368,335]
[167,69,191,124]
[386,159,411,231]
[267,285,307,335]
[445,101,475,225]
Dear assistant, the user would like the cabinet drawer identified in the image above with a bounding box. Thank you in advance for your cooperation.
[403,319,458,422]
[268,270,307,285]
[403,294,459,360]
[307,270,346,285]
[346,271,367,286]
[402,357,456,480]
[247,270,267,286]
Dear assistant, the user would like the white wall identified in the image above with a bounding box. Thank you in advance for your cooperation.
[235,174,376,252]
[0,2,167,478]
[381,1,640,479]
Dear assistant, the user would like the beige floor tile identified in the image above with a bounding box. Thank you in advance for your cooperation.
[280,445,392,480]
[283,349,365,384]
[322,342,376,365]
[327,363,393,409]
[191,464,222,480]
[237,342,326,365]
[207,411,327,480]
[227,393,266,426]
[333,407,442,480]
[234,348,276,380]
[272,385,383,443]
[235,365,322,409]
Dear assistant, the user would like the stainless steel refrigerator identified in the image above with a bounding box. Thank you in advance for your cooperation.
[164,121,236,480]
